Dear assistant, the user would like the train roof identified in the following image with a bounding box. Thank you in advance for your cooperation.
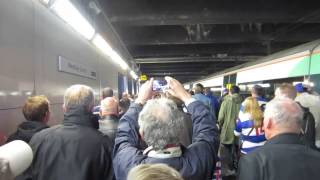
[187,39,320,84]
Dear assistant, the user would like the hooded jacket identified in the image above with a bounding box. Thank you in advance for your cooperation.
[218,93,242,144]
[7,121,48,143]
[21,105,113,180]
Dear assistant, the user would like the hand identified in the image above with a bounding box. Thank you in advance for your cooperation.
[135,78,154,105]
[165,76,192,103]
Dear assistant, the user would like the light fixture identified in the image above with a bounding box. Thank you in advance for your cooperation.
[51,0,95,40]
[40,0,50,4]
[10,91,20,96]
[130,70,138,80]
[92,34,113,56]
[109,50,128,70]
[92,34,129,70]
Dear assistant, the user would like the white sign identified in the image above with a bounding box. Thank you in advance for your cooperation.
[58,56,97,79]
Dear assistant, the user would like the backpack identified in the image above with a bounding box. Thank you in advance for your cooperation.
[297,102,316,148]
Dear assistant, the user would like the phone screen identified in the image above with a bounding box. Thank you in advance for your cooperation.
[153,79,167,92]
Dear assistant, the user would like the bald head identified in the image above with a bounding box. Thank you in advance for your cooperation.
[64,84,94,112]
[263,98,303,139]
[275,83,297,100]
[100,97,118,117]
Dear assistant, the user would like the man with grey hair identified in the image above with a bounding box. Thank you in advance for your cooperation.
[275,83,316,148]
[22,85,113,180]
[113,77,219,180]
[238,98,320,180]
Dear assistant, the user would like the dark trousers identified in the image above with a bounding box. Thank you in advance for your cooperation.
[220,143,235,174]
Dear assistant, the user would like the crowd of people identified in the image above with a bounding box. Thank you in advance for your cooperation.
[0,77,320,180]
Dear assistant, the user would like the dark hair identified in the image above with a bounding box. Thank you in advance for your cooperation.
[231,85,240,94]
[194,83,204,94]
[119,98,130,112]
[102,87,113,99]
[252,85,264,97]
[23,95,49,122]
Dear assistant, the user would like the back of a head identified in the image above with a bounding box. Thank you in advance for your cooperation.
[194,83,204,94]
[119,98,130,112]
[138,98,184,150]
[244,97,263,127]
[100,97,118,117]
[127,164,183,180]
[275,83,297,100]
[22,95,49,122]
[64,84,94,112]
[251,85,264,97]
[230,85,240,94]
[102,87,113,99]
[264,98,303,133]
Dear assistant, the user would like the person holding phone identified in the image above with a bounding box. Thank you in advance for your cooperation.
[113,77,219,180]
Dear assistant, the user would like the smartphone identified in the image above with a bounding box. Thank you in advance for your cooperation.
[152,79,168,92]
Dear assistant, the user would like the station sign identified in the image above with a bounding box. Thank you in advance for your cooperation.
[58,56,97,79]
[140,74,147,81]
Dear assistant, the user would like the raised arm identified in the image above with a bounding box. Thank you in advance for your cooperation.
[165,77,219,146]
[113,79,154,179]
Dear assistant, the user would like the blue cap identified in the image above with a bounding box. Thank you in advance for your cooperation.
[295,83,304,93]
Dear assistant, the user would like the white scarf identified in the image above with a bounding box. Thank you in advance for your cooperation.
[143,145,182,159]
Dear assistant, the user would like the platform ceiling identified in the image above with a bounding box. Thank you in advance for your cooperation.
[92,0,320,83]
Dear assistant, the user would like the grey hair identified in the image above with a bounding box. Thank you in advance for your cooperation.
[264,98,303,130]
[138,98,185,150]
[64,84,94,112]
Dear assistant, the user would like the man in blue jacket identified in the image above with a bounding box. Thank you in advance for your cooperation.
[113,77,219,180]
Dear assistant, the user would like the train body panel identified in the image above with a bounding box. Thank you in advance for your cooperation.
[187,39,320,95]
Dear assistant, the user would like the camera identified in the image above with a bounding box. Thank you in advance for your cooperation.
[152,79,168,92]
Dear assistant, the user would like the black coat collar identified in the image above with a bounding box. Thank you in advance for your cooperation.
[266,133,303,146]
[63,105,97,129]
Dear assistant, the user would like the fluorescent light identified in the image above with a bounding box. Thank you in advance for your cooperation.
[40,0,50,4]
[92,34,113,55]
[51,0,95,40]
[92,34,129,70]
[109,50,128,70]
[0,91,6,96]
[10,91,20,96]
[25,91,32,96]
[211,87,222,91]
[130,70,138,80]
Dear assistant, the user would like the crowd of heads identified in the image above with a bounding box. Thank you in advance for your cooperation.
[1,78,319,180]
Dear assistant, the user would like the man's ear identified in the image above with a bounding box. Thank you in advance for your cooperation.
[266,118,273,129]
[62,104,67,113]
[43,111,50,124]
[139,128,144,140]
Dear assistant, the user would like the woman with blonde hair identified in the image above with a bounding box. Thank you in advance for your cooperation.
[234,97,266,155]
[127,163,183,180]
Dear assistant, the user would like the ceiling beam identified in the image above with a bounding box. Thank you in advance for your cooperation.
[129,42,302,58]
[145,72,209,76]
[135,56,260,64]
[120,28,320,46]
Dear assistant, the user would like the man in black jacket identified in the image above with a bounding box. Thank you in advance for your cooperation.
[238,98,320,180]
[22,85,112,180]
[7,95,50,143]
